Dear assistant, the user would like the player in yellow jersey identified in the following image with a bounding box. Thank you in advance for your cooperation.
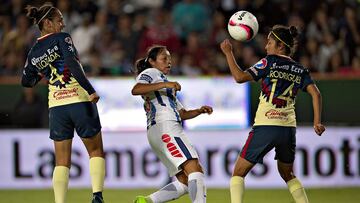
[221,25,326,203]
[22,3,105,203]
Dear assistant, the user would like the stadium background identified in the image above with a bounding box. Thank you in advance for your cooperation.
[0,0,359,202]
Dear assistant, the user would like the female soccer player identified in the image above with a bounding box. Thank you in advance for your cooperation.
[22,3,105,203]
[220,25,326,203]
[132,45,213,203]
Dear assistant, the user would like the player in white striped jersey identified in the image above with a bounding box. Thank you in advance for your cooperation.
[132,45,213,203]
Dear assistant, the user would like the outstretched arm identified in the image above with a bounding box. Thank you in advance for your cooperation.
[131,81,181,96]
[179,106,213,120]
[306,84,325,136]
[220,39,253,83]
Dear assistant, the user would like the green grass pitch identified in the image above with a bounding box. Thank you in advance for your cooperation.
[0,188,359,203]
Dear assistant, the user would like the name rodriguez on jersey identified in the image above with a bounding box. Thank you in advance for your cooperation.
[269,63,302,84]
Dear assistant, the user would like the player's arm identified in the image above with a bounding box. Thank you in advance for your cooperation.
[64,56,95,95]
[21,59,43,87]
[131,82,181,96]
[59,33,98,102]
[178,106,213,120]
[64,56,99,103]
[220,39,253,83]
[306,84,325,136]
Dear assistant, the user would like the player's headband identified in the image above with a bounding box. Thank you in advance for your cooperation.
[270,31,291,48]
[37,7,54,25]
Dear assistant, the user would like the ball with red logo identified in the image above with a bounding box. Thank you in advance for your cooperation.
[227,10,259,41]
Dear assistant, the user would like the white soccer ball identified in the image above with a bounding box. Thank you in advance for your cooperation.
[227,11,259,41]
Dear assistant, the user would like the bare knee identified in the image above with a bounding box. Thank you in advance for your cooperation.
[279,171,296,182]
[181,159,203,175]
[82,132,104,158]
[176,171,188,185]
[232,156,254,177]
[277,161,296,182]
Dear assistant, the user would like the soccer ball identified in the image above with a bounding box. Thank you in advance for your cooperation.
[227,11,259,41]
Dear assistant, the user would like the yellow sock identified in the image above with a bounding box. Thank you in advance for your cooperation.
[89,157,105,193]
[287,178,309,203]
[52,166,70,203]
[230,176,244,203]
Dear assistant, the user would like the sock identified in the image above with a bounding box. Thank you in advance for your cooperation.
[287,178,309,203]
[89,157,105,193]
[93,191,103,199]
[230,176,244,203]
[52,166,70,203]
[188,172,206,203]
[148,181,188,203]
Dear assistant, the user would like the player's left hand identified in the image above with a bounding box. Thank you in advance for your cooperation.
[199,106,213,115]
[314,123,325,136]
[220,39,233,54]
[89,92,100,103]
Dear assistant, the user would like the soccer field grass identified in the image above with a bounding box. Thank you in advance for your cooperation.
[0,187,359,203]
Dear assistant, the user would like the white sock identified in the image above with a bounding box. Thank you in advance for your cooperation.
[149,181,188,203]
[188,172,206,203]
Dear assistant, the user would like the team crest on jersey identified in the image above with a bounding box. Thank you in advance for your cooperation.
[64,37,73,44]
[253,58,267,69]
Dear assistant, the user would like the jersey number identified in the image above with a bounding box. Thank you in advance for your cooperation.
[269,79,294,103]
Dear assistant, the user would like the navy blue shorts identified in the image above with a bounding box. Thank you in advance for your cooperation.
[49,102,101,141]
[240,126,296,164]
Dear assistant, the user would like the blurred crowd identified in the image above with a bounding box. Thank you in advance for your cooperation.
[0,0,359,77]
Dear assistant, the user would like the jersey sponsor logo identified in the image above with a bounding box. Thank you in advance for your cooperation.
[139,74,153,83]
[31,46,60,69]
[52,88,79,100]
[265,109,288,120]
[161,134,183,158]
[253,58,267,70]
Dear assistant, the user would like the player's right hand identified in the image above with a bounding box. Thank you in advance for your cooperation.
[314,123,325,136]
[220,39,233,54]
[89,92,100,103]
[165,81,181,91]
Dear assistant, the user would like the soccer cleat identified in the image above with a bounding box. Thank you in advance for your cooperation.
[133,196,147,203]
[92,195,105,203]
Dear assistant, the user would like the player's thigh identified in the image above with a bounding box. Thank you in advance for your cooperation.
[147,121,199,177]
[53,139,73,167]
[274,127,296,163]
[233,156,255,177]
[240,126,276,164]
[70,102,102,139]
[49,104,75,141]
[81,131,104,157]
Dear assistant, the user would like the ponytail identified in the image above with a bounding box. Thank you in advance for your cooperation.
[134,58,150,75]
[25,2,56,30]
[134,45,167,75]
[270,25,300,56]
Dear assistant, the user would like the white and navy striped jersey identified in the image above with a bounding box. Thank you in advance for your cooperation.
[136,68,184,128]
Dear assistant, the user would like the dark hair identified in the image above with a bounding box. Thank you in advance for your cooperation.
[25,2,57,30]
[269,25,299,55]
[134,45,167,75]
